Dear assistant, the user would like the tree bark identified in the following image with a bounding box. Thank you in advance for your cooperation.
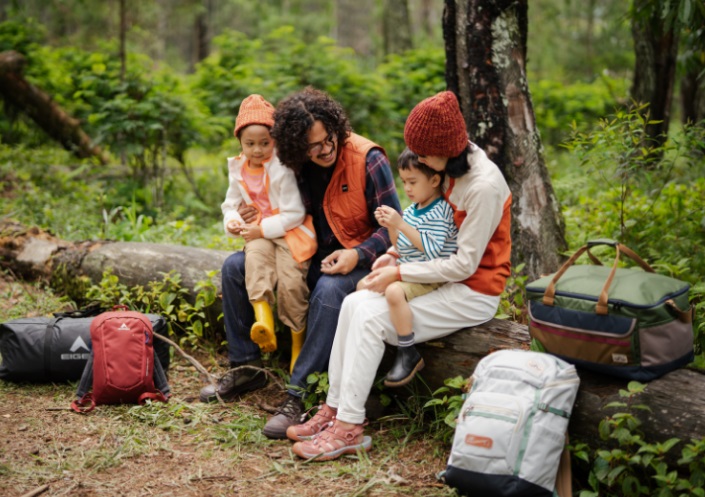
[630,0,679,149]
[681,69,705,126]
[119,0,126,81]
[0,51,108,164]
[442,0,567,281]
[383,0,412,55]
[4,220,703,460]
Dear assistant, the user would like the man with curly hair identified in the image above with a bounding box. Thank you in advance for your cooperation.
[200,87,401,439]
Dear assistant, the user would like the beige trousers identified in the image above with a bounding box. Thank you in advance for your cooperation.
[244,237,310,331]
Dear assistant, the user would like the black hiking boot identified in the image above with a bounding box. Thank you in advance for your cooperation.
[199,359,267,403]
[383,345,425,387]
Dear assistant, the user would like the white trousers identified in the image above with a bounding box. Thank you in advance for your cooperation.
[326,283,500,424]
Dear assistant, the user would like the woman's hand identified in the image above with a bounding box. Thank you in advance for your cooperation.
[321,249,359,275]
[238,201,259,224]
[240,223,262,242]
[374,205,402,229]
[372,253,397,270]
[363,265,399,293]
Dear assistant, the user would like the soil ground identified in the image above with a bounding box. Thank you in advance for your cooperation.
[0,275,456,497]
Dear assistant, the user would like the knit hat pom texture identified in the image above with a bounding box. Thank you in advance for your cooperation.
[234,94,275,137]
[404,91,468,157]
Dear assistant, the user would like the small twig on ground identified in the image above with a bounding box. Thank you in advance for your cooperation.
[153,332,286,405]
[188,476,233,482]
[153,331,224,405]
[20,484,49,497]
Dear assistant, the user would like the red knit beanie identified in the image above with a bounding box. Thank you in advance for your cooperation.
[233,94,275,137]
[404,91,468,157]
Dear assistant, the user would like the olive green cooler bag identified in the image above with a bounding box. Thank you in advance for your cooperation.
[526,239,694,381]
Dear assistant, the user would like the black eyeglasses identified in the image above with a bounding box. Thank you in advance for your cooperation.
[307,133,335,156]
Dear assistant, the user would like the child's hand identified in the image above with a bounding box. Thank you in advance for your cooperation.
[375,205,402,229]
[240,223,262,242]
[226,220,244,235]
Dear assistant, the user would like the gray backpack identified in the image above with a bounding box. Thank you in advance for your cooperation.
[444,349,580,497]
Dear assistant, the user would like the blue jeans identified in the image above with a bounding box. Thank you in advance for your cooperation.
[221,251,368,398]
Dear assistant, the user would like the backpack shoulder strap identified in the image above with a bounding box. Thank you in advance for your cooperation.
[555,434,572,497]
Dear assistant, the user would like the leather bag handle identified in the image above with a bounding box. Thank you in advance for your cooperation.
[543,239,655,315]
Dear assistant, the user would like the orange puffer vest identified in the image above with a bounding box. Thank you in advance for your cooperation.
[323,134,385,248]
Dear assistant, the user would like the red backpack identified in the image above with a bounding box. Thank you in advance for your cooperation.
[71,306,170,413]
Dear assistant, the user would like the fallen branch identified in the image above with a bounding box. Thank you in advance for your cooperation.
[19,485,49,497]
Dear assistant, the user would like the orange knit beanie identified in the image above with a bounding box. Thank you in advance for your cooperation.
[234,94,275,137]
[404,91,468,157]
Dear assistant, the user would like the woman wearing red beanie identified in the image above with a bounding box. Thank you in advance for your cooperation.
[288,90,512,461]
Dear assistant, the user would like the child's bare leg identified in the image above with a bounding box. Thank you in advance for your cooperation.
[384,282,424,387]
[385,282,412,337]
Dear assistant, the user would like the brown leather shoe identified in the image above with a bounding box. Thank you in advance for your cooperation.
[262,395,304,439]
[199,359,267,403]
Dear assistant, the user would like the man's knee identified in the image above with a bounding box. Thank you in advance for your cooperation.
[311,274,348,303]
[222,251,246,281]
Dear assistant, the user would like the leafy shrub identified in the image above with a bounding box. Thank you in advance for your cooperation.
[84,269,221,352]
[573,381,705,497]
[531,75,628,147]
[193,27,393,148]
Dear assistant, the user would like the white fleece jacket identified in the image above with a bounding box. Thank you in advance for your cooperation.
[221,153,306,240]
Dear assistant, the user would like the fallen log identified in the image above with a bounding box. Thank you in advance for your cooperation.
[3,220,704,457]
[0,50,108,164]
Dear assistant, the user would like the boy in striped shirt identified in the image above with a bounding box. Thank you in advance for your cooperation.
[359,148,458,387]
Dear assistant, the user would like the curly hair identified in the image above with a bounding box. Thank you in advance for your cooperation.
[271,86,352,172]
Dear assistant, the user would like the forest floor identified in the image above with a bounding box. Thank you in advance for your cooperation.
[0,274,455,497]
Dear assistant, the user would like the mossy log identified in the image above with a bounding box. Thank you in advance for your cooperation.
[2,219,704,457]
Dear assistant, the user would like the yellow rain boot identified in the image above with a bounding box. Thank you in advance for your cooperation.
[290,328,306,374]
[250,301,276,353]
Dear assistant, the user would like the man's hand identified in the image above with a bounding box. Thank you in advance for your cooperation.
[238,201,259,224]
[240,223,262,242]
[363,265,398,293]
[374,205,402,229]
[321,249,359,275]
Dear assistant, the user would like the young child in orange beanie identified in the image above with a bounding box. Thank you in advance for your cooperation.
[221,94,316,372]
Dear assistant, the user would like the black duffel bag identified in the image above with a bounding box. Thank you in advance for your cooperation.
[0,307,171,382]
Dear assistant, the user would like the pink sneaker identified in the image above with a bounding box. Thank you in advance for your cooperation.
[292,421,372,462]
[286,404,337,442]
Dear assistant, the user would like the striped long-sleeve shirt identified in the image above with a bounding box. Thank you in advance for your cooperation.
[397,197,458,263]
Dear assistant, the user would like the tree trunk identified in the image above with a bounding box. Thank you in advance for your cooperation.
[119,0,127,81]
[0,51,108,164]
[335,0,375,56]
[3,219,704,462]
[383,0,412,55]
[630,0,679,149]
[681,69,705,125]
[442,0,567,281]
[192,0,212,71]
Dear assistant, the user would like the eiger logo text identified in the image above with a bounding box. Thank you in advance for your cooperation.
[70,336,90,352]
[465,434,493,449]
[118,323,131,331]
